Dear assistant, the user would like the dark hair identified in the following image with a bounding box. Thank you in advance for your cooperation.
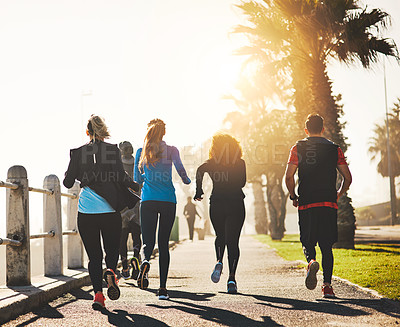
[305,114,324,134]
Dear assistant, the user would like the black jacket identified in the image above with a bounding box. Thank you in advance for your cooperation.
[63,140,140,211]
[195,158,246,201]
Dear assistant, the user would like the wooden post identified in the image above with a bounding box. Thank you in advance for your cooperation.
[67,182,83,268]
[43,175,63,276]
[6,165,30,286]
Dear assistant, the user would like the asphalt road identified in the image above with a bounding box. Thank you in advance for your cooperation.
[4,235,400,326]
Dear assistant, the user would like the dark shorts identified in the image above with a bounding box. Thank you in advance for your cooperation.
[298,207,338,247]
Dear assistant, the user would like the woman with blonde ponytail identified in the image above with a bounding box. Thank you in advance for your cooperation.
[63,115,140,310]
[134,118,190,300]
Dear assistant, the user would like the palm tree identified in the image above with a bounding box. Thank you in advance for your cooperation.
[236,0,399,248]
[369,100,400,224]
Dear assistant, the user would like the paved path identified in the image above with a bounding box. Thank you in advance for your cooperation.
[4,236,400,326]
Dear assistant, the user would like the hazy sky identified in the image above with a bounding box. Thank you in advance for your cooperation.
[0,0,399,234]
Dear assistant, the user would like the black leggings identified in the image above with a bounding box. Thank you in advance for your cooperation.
[209,199,245,278]
[186,216,195,241]
[77,212,122,293]
[119,223,142,269]
[140,201,176,288]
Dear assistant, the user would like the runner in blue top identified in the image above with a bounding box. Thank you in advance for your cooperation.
[134,118,190,300]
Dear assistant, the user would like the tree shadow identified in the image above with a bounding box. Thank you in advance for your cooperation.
[316,298,400,319]
[242,293,400,318]
[352,245,400,254]
[99,308,170,327]
[148,298,283,326]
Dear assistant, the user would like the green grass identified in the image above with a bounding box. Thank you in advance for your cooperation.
[254,234,400,301]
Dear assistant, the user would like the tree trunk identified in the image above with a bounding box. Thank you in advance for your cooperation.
[266,171,287,240]
[309,61,356,249]
[252,179,268,234]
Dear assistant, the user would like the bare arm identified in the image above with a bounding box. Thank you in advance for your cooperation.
[285,163,298,207]
[337,164,352,199]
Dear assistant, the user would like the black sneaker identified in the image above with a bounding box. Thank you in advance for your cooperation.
[121,268,131,280]
[157,288,169,300]
[130,256,140,280]
[227,280,237,294]
[137,260,150,290]
[103,269,120,300]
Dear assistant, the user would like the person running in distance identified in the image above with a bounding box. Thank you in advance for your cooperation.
[285,114,352,298]
[63,115,140,310]
[134,118,191,300]
[118,141,142,280]
[194,133,246,294]
[183,196,201,241]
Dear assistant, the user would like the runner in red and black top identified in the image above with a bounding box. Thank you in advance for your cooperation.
[285,114,352,299]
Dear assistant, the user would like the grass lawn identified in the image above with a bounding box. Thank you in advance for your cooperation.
[254,234,400,301]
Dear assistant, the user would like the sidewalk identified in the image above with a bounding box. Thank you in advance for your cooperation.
[3,235,400,326]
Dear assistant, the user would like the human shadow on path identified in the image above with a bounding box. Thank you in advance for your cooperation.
[242,293,399,318]
[99,308,170,327]
[8,288,94,326]
[148,298,283,326]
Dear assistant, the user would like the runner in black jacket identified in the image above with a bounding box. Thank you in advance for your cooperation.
[195,133,246,294]
[285,114,352,298]
[63,115,140,310]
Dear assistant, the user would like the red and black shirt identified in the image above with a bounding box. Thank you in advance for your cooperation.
[287,137,347,211]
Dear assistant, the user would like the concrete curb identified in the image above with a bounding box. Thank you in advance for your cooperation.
[0,268,91,324]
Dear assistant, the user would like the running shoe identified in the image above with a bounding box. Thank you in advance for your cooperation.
[137,260,150,290]
[227,280,237,294]
[92,292,105,310]
[104,269,120,300]
[130,256,140,280]
[305,259,319,290]
[157,288,170,300]
[211,262,223,283]
[121,268,131,280]
[322,284,336,298]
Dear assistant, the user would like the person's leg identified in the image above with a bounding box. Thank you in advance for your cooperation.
[119,226,129,270]
[299,208,319,290]
[187,216,195,241]
[209,200,226,263]
[317,207,338,286]
[131,222,142,259]
[225,200,245,280]
[100,212,122,273]
[157,202,176,289]
[319,243,334,284]
[299,209,318,262]
[140,201,159,261]
[77,212,103,294]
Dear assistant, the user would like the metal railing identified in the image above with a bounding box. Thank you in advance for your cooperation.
[0,165,83,286]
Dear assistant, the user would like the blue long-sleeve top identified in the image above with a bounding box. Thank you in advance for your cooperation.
[134,141,191,203]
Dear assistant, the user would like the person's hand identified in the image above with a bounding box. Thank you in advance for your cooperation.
[292,199,298,208]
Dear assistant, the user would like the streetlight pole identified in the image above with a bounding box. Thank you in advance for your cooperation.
[383,59,397,225]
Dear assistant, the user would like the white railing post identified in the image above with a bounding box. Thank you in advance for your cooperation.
[67,182,83,268]
[43,175,63,276]
[6,165,30,286]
